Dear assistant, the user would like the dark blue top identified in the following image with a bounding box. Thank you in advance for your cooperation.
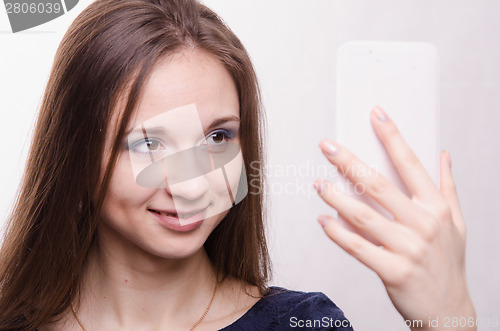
[220,286,354,330]
[35,286,353,331]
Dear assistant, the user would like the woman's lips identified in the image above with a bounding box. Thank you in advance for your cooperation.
[148,207,208,232]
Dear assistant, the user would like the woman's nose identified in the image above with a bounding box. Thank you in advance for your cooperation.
[135,144,214,188]
[161,145,213,201]
[165,173,210,202]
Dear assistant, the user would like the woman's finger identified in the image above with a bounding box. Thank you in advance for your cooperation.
[370,106,446,209]
[315,180,426,260]
[318,140,432,233]
[439,150,466,238]
[318,214,408,284]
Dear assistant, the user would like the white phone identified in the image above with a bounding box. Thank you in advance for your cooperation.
[334,41,440,242]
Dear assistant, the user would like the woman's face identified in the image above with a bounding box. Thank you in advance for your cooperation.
[99,49,242,259]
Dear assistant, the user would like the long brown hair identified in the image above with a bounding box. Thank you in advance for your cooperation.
[0,0,270,329]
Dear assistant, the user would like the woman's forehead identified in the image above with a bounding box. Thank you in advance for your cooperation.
[131,49,239,125]
[106,49,240,138]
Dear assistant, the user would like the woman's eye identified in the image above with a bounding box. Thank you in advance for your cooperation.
[130,138,165,154]
[129,130,234,154]
[206,130,232,145]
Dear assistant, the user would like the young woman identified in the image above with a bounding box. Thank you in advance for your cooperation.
[0,0,475,330]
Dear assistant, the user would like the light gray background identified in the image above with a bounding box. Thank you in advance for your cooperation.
[1,1,499,330]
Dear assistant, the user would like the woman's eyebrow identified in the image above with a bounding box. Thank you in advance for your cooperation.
[126,114,240,136]
[126,126,167,136]
[206,115,240,131]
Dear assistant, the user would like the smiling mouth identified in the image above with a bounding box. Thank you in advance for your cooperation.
[148,208,206,219]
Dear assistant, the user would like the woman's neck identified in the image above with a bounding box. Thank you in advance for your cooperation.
[75,224,218,330]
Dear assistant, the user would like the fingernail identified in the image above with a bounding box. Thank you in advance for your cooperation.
[442,150,452,170]
[314,181,322,194]
[321,140,338,157]
[373,106,387,122]
[314,180,327,194]
[318,215,331,228]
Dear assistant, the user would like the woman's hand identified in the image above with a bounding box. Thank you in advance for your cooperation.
[315,106,476,330]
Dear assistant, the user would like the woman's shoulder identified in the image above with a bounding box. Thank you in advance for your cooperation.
[221,285,354,330]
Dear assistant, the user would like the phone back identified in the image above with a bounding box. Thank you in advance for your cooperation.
[335,41,439,227]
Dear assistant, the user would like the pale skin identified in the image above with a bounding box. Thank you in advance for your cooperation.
[315,106,476,330]
[39,48,475,330]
